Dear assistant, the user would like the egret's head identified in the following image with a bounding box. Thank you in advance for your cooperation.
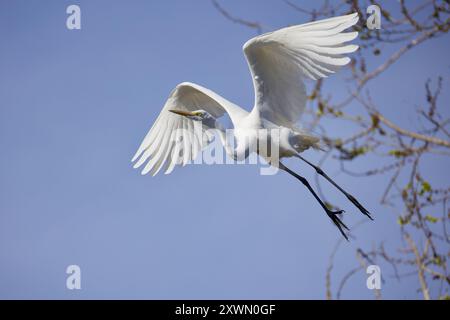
[169,109,214,122]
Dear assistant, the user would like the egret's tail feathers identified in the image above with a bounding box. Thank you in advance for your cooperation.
[292,132,323,152]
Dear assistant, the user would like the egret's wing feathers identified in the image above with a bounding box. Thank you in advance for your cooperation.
[244,13,359,127]
[132,82,245,175]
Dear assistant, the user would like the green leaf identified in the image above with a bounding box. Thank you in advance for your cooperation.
[425,215,439,223]
[388,149,412,158]
[397,216,409,226]
[334,139,343,148]
[371,114,380,128]
[431,255,444,266]
[422,181,432,192]
[317,102,325,116]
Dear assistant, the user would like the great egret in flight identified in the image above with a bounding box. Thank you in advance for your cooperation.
[132,13,372,239]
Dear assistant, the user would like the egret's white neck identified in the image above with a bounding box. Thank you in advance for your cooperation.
[210,119,247,161]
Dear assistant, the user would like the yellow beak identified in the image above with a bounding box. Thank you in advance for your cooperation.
[169,109,196,117]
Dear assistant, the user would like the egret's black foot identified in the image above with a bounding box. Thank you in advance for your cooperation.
[346,194,373,220]
[326,209,349,241]
[293,154,374,222]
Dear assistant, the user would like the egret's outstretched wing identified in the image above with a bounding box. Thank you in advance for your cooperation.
[132,82,245,176]
[244,13,359,127]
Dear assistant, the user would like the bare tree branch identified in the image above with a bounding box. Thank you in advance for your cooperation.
[211,0,263,34]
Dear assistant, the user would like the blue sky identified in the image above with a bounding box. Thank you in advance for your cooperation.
[0,0,449,299]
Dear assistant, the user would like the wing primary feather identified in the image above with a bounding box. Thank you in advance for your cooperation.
[141,117,175,175]
[243,13,359,127]
[164,122,184,174]
[150,119,179,176]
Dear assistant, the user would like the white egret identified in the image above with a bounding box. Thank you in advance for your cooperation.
[132,13,372,239]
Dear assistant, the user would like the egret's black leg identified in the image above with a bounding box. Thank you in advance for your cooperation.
[294,154,373,220]
[279,162,349,240]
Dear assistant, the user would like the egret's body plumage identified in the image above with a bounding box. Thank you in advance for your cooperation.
[132,13,372,239]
